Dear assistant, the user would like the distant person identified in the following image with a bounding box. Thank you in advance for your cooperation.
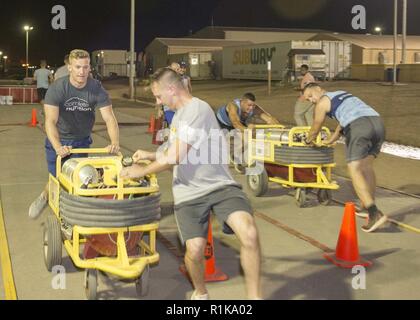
[179,61,192,94]
[34,60,53,104]
[294,64,315,126]
[216,93,279,173]
[303,83,387,233]
[28,49,120,220]
[54,54,70,80]
[169,62,180,73]
[208,60,217,80]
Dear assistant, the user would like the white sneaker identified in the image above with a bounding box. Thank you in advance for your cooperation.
[191,290,209,300]
[361,211,388,233]
[28,193,48,219]
[355,211,368,218]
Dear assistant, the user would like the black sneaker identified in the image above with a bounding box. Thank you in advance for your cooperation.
[361,211,388,233]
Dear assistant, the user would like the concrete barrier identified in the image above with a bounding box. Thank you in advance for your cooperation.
[0,86,39,104]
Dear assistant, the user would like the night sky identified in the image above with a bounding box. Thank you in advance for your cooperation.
[0,0,419,67]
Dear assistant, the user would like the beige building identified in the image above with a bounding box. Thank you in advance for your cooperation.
[144,38,251,73]
[190,26,327,44]
[310,33,420,81]
[145,27,420,81]
[310,32,420,64]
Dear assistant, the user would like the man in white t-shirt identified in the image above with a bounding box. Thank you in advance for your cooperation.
[34,60,53,103]
[120,68,262,300]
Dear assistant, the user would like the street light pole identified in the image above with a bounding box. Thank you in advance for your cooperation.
[26,31,29,77]
[402,0,407,64]
[129,0,135,100]
[24,26,33,78]
[393,0,398,84]
[3,56,8,73]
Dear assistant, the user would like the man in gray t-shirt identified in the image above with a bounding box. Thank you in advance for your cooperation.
[54,54,70,81]
[120,68,262,300]
[28,49,120,220]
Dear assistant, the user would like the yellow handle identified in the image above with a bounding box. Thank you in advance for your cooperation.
[69,148,111,154]
[253,124,285,129]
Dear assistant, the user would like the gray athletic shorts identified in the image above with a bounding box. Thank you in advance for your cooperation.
[174,185,253,245]
[343,116,385,163]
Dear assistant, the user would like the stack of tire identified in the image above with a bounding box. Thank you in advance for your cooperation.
[59,190,161,228]
[274,145,334,164]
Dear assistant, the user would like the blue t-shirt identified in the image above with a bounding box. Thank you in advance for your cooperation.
[323,91,379,127]
[216,99,254,128]
[44,77,111,140]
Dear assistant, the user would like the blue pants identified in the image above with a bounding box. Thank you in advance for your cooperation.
[45,136,92,177]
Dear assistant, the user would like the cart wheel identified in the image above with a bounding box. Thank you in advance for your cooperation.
[295,188,307,208]
[84,269,98,300]
[43,215,62,272]
[317,189,332,206]
[135,265,150,297]
[247,168,268,197]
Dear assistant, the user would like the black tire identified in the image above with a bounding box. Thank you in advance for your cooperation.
[295,188,307,208]
[274,146,334,164]
[60,191,161,209]
[135,265,150,297]
[59,190,161,228]
[247,168,269,197]
[43,215,62,272]
[85,269,98,300]
[317,189,332,206]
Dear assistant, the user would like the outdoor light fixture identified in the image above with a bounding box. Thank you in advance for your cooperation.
[23,25,34,77]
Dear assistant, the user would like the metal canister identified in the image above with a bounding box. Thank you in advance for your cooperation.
[264,129,290,142]
[62,159,99,186]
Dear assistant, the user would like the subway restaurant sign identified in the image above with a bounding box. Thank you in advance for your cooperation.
[222,41,321,80]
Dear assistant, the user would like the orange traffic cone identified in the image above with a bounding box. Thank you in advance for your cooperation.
[179,218,229,282]
[324,202,372,268]
[29,108,38,127]
[147,114,155,134]
[203,219,229,282]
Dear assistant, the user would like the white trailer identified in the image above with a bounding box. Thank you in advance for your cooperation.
[321,41,352,79]
[222,41,325,81]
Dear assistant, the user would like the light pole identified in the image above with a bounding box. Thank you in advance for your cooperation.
[393,0,398,84]
[3,56,8,73]
[24,25,33,78]
[0,51,3,72]
[374,27,382,36]
[129,0,135,100]
[402,0,407,63]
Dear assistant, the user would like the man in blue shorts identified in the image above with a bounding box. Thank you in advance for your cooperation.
[28,49,120,219]
[303,83,387,233]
